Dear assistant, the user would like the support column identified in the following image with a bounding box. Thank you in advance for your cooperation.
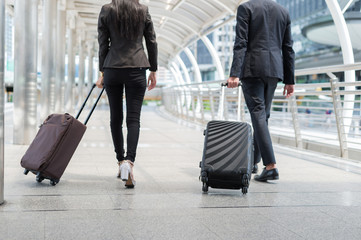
[13,0,38,144]
[0,0,5,205]
[40,0,57,120]
[325,0,355,135]
[87,43,94,90]
[65,14,76,113]
[77,34,85,106]
[201,35,225,80]
[55,3,66,113]
[86,43,95,107]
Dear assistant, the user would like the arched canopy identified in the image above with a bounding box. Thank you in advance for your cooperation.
[31,0,247,67]
[3,0,356,71]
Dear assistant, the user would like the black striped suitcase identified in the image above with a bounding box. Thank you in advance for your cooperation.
[200,83,253,194]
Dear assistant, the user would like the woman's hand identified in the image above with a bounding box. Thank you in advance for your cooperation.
[96,76,104,88]
[147,71,157,91]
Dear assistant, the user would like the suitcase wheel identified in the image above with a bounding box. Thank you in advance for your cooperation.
[50,179,59,186]
[242,187,248,194]
[36,176,44,183]
[200,171,208,193]
[202,182,209,193]
[203,130,206,136]
[200,171,208,183]
[35,172,44,183]
[242,174,249,187]
[23,169,30,175]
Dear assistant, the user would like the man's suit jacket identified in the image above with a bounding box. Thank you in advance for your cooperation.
[98,4,158,72]
[230,0,295,84]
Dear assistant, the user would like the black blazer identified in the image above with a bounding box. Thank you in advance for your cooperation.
[98,4,158,72]
[230,0,295,84]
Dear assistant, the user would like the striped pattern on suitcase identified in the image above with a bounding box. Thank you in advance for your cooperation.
[200,120,253,193]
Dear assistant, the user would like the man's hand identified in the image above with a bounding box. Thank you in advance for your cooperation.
[96,76,104,88]
[283,84,295,98]
[148,71,157,91]
[227,76,240,88]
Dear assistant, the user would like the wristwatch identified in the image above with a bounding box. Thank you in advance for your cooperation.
[99,71,104,77]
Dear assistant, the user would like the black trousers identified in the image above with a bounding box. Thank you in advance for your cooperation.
[241,77,279,166]
[103,68,146,163]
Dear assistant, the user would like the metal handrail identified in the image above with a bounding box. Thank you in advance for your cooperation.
[295,63,361,76]
[161,62,361,160]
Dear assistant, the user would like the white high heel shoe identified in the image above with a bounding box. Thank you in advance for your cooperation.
[118,160,136,188]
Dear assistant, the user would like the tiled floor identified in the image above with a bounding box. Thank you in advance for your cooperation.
[1,104,361,239]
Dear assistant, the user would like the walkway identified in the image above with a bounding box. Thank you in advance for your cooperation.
[1,103,361,240]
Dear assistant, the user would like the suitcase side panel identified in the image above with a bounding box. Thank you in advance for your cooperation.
[20,114,71,171]
[42,119,86,179]
[201,120,253,189]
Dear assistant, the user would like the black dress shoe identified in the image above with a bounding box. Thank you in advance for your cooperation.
[254,168,279,182]
[252,164,258,174]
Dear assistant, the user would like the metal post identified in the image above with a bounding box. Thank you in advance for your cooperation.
[172,89,176,115]
[171,89,176,114]
[330,78,349,158]
[65,27,76,113]
[191,88,196,121]
[168,90,173,114]
[183,88,189,120]
[240,91,246,122]
[167,91,171,113]
[0,0,5,205]
[55,6,66,113]
[13,0,38,144]
[208,87,215,120]
[218,86,225,120]
[289,96,302,149]
[198,87,205,123]
[224,91,229,121]
[174,89,179,116]
[41,0,57,120]
[178,89,184,118]
[237,86,242,121]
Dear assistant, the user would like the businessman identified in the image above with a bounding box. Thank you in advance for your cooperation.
[227,0,295,182]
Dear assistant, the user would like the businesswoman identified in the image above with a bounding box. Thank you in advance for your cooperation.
[96,0,157,188]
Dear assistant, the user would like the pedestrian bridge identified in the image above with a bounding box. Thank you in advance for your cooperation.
[2,100,361,239]
[1,0,361,239]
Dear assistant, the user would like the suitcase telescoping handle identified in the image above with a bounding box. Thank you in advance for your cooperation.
[220,82,242,87]
[218,82,242,121]
[75,84,105,125]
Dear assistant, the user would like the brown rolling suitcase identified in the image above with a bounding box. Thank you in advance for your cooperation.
[20,84,105,185]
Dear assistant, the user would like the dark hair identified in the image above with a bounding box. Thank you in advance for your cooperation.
[111,0,146,40]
